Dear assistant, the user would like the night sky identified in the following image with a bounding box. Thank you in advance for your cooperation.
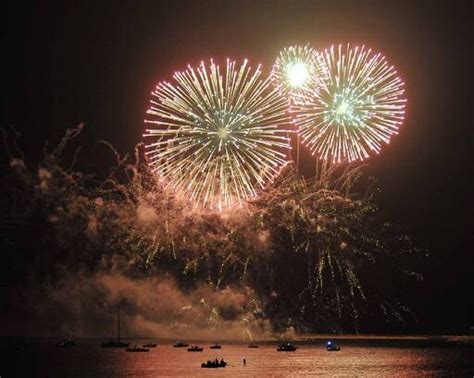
[3,0,472,333]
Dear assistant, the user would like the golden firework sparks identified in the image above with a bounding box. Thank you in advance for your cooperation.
[144,59,292,210]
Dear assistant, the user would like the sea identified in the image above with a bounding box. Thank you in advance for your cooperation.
[2,338,472,377]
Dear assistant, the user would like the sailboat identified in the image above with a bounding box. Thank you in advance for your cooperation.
[101,305,130,348]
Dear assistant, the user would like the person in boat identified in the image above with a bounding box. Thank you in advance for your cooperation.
[243,358,246,366]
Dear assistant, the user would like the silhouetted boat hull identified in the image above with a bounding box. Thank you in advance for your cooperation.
[201,361,227,368]
[126,346,149,352]
[57,338,77,348]
[187,346,203,352]
[277,342,297,351]
[326,341,341,351]
[101,341,130,348]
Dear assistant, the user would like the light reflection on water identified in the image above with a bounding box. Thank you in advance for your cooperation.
[6,340,473,377]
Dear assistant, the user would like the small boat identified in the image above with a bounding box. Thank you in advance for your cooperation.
[143,343,157,348]
[173,340,188,348]
[102,305,130,348]
[102,340,130,348]
[248,343,259,348]
[277,342,297,351]
[57,337,77,348]
[187,345,203,352]
[13,341,31,351]
[326,341,341,351]
[201,359,227,368]
[126,345,149,352]
[210,344,222,349]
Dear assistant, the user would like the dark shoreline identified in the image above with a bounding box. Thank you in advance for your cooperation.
[2,335,472,348]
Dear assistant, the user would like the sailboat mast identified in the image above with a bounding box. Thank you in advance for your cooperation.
[117,305,121,342]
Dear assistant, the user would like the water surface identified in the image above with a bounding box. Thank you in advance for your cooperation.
[4,339,472,377]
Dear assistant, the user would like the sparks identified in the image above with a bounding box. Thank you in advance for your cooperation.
[293,44,407,163]
[271,44,328,104]
[144,59,291,210]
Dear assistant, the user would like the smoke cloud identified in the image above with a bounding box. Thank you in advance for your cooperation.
[3,272,271,341]
[0,125,422,336]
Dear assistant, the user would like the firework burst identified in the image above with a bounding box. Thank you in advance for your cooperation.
[293,44,406,163]
[144,59,291,210]
[270,44,328,104]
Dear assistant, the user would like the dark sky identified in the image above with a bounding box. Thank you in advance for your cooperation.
[3,0,472,333]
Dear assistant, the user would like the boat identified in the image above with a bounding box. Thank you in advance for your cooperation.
[57,337,77,348]
[326,340,341,351]
[143,343,157,348]
[187,345,203,352]
[101,340,129,348]
[210,344,222,349]
[248,343,259,348]
[13,340,31,351]
[277,342,297,351]
[101,305,130,348]
[126,345,149,352]
[201,359,227,368]
[173,341,188,348]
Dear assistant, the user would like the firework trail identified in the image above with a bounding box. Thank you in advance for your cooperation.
[270,44,328,104]
[293,44,406,163]
[144,59,291,210]
[1,125,422,333]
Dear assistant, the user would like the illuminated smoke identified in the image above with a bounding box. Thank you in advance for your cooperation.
[1,126,422,335]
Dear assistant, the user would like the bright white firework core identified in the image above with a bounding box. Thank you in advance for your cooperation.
[271,45,329,104]
[286,62,309,88]
[217,127,229,140]
[336,100,350,115]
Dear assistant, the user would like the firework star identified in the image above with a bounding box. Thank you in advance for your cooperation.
[144,59,291,210]
[293,44,406,163]
[271,44,328,104]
